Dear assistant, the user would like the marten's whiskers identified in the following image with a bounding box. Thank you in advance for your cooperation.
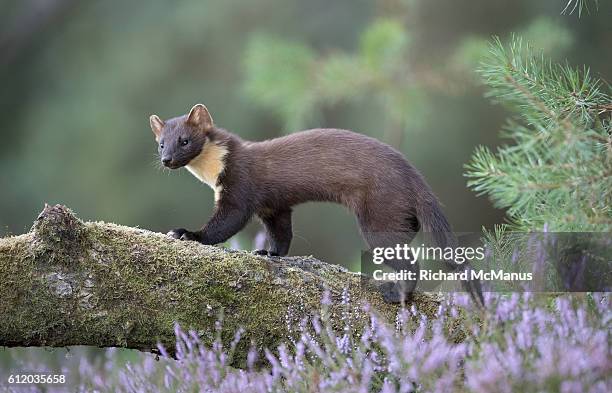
[151,157,172,174]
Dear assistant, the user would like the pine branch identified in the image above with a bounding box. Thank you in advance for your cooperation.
[561,0,600,17]
[466,36,611,232]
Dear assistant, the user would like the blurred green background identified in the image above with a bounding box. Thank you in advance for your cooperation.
[0,0,610,271]
[0,0,610,383]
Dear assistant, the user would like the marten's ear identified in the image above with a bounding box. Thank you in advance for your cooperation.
[186,104,214,130]
[149,115,165,141]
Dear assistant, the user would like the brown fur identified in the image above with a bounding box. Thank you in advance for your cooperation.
[227,128,428,230]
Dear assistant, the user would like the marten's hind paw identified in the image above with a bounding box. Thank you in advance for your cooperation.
[379,282,413,304]
[252,249,282,257]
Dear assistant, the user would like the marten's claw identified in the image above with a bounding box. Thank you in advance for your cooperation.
[252,249,269,256]
[179,232,199,242]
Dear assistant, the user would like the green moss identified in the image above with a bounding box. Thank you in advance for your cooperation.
[0,204,444,364]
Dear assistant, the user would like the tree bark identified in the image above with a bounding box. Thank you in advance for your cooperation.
[0,204,441,358]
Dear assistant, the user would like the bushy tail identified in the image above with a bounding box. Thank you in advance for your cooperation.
[417,199,485,309]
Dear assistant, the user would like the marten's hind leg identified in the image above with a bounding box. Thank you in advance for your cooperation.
[256,209,293,256]
[357,209,420,303]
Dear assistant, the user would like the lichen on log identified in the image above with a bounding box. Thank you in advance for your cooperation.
[0,204,441,359]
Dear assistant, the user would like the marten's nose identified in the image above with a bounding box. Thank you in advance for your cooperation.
[162,157,172,166]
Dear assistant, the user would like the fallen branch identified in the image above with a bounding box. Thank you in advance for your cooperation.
[0,204,441,359]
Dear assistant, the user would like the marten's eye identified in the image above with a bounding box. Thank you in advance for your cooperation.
[181,139,189,146]
[159,143,164,149]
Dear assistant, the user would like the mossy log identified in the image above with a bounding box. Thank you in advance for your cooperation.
[0,204,441,357]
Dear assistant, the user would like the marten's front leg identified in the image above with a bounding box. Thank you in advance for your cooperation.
[256,209,293,256]
[168,199,253,245]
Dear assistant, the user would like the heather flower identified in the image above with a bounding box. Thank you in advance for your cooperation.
[4,292,608,392]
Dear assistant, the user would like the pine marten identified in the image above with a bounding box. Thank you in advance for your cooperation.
[149,104,484,305]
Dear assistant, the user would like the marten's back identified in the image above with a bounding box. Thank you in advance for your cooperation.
[245,129,430,209]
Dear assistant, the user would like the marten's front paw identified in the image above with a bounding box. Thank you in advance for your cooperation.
[167,229,201,242]
[167,228,188,239]
[167,228,197,241]
[179,231,200,242]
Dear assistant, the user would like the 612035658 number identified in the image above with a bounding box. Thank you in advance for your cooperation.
[7,374,66,384]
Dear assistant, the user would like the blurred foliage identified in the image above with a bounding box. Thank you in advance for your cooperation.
[244,15,580,146]
[244,18,424,144]
[450,17,574,83]
[0,0,610,267]
[244,35,318,131]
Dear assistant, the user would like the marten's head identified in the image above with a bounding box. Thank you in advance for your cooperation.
[149,104,213,169]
